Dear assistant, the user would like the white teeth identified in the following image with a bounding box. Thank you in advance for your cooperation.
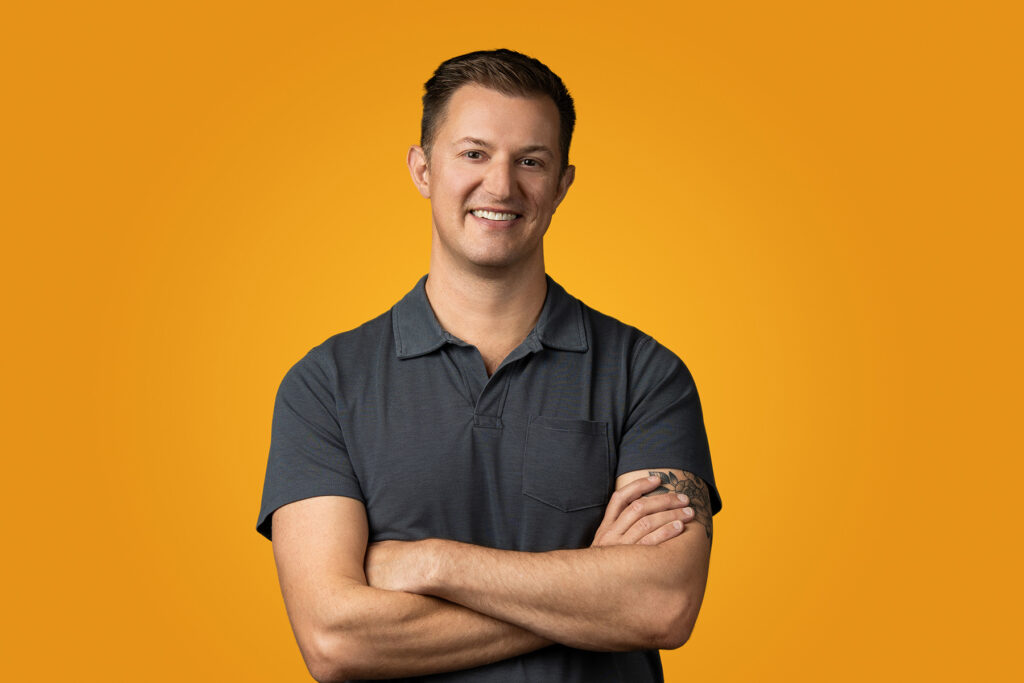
[471,209,518,221]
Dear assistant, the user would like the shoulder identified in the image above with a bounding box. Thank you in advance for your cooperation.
[275,308,395,406]
[571,297,647,359]
[569,296,703,421]
[316,308,394,363]
[290,308,394,373]
[577,299,691,378]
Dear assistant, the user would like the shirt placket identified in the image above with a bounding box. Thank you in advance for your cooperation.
[442,332,544,430]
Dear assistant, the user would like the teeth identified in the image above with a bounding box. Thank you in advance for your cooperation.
[472,209,518,221]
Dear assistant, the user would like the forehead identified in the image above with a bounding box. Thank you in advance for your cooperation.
[436,85,560,148]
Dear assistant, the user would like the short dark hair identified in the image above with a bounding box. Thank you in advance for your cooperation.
[420,49,576,170]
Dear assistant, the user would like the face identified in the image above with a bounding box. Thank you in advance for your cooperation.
[408,84,575,274]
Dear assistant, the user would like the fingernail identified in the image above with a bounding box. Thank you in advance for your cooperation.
[649,475,660,482]
[673,521,683,530]
[683,507,694,517]
[677,494,688,504]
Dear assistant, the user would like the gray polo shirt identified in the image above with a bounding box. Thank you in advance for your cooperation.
[257,274,721,682]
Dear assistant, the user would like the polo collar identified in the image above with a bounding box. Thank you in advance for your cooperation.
[392,274,589,359]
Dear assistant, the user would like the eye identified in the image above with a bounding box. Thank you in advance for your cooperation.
[463,150,484,160]
[520,158,540,167]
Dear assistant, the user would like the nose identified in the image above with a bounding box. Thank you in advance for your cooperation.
[482,159,514,201]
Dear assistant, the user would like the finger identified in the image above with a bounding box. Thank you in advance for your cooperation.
[621,506,694,544]
[610,493,689,539]
[606,493,690,539]
[592,477,661,546]
[638,519,687,546]
[596,475,665,532]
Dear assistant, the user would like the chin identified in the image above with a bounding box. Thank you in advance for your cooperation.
[466,257,519,271]
[458,250,531,271]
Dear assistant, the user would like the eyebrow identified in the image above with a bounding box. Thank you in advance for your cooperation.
[453,137,555,157]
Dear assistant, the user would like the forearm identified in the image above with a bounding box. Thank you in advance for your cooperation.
[411,531,709,652]
[310,581,550,681]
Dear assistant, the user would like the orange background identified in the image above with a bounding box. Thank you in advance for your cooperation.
[3,1,1021,680]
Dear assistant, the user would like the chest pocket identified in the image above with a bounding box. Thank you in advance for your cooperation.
[522,415,612,512]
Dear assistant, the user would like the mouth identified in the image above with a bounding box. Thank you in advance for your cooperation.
[470,209,522,222]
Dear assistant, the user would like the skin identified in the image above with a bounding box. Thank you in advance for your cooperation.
[270,84,715,681]
[363,470,712,653]
[407,84,575,374]
[408,84,574,277]
[273,472,704,680]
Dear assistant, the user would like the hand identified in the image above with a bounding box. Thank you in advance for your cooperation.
[591,475,695,547]
[364,539,430,593]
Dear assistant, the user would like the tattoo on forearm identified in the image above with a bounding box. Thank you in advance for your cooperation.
[645,471,713,541]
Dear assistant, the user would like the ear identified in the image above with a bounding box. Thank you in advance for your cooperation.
[407,145,431,199]
[553,164,575,210]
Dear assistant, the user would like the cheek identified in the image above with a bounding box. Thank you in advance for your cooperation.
[434,166,474,194]
[530,176,562,201]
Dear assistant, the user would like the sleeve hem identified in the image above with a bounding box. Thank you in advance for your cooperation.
[256,489,365,541]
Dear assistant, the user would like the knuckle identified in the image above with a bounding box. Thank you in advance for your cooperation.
[657,497,676,510]
[643,533,664,547]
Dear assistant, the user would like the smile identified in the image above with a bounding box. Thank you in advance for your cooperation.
[471,209,520,221]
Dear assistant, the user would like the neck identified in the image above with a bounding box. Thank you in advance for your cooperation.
[424,257,548,373]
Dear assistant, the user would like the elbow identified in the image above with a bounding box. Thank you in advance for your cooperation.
[646,592,699,651]
[303,629,346,682]
[652,613,695,651]
[302,627,364,683]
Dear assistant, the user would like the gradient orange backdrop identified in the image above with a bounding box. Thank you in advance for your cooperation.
[3,1,1021,680]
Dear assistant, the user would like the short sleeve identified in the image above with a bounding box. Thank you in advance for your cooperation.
[256,346,364,540]
[618,337,722,515]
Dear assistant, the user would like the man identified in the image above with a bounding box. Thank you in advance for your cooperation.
[257,49,721,682]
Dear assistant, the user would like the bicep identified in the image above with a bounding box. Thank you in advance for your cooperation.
[270,496,369,651]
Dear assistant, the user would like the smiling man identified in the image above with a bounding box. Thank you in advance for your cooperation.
[257,49,722,682]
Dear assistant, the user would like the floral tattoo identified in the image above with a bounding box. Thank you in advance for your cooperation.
[644,470,713,541]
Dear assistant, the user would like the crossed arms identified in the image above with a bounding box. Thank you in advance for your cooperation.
[271,469,714,682]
